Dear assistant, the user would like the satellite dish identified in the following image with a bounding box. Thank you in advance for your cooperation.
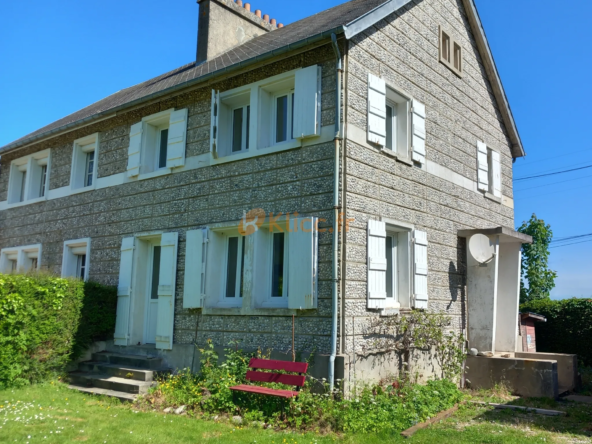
[468,234,495,264]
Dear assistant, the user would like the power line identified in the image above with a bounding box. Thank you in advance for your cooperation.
[515,165,592,181]
[550,239,592,249]
[552,233,592,243]
[514,183,592,200]
[517,148,592,166]
[514,174,592,192]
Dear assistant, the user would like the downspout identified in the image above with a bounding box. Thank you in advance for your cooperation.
[329,33,343,392]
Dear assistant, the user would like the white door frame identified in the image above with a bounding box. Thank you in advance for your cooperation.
[143,240,161,344]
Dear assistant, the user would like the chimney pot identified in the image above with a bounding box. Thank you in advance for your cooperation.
[271,18,277,26]
[244,2,250,11]
[255,9,261,18]
[278,23,284,28]
[263,14,269,22]
[236,0,243,6]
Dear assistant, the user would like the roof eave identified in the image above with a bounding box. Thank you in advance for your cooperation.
[0,26,345,156]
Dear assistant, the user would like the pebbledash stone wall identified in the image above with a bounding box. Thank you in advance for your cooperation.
[340,0,515,373]
[0,43,340,355]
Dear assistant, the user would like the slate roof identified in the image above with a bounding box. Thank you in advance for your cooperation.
[1,0,388,153]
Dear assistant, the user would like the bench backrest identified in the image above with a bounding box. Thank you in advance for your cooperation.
[246,358,308,388]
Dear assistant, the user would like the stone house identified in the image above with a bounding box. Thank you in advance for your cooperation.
[0,0,529,388]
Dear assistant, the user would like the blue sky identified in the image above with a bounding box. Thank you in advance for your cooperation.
[0,0,590,299]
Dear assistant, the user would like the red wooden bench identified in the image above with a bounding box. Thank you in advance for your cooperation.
[230,358,308,413]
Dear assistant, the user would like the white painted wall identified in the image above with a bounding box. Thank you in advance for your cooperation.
[495,243,522,352]
[467,235,499,353]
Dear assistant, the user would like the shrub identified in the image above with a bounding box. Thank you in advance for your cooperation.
[520,298,592,366]
[0,273,118,388]
[146,340,463,433]
[71,281,118,360]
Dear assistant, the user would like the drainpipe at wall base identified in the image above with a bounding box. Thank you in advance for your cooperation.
[329,33,342,393]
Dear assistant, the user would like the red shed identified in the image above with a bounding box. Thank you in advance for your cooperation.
[518,312,547,352]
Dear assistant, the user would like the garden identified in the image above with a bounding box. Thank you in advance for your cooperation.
[1,273,591,442]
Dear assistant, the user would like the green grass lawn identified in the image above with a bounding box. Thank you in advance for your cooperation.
[1,383,590,443]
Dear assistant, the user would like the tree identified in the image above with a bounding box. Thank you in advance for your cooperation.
[517,214,557,304]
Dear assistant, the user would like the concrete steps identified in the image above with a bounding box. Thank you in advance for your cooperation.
[68,352,170,401]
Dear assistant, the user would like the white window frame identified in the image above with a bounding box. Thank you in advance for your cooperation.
[141,110,173,176]
[271,90,295,146]
[0,244,42,273]
[7,150,51,206]
[212,67,323,163]
[384,87,411,160]
[204,227,246,309]
[62,238,91,281]
[262,228,290,307]
[382,219,413,311]
[70,134,99,192]
[222,234,246,303]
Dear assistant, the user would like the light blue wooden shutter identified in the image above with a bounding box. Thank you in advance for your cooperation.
[367,220,387,309]
[288,217,318,309]
[184,229,207,309]
[210,90,219,159]
[114,237,135,346]
[293,65,322,139]
[367,73,386,146]
[477,141,489,191]
[167,108,188,168]
[411,100,426,164]
[127,122,143,178]
[491,150,502,197]
[413,230,428,309]
[156,232,178,350]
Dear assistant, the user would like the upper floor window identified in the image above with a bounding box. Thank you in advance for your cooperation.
[71,134,99,191]
[439,26,463,77]
[126,108,188,179]
[367,73,426,164]
[0,244,42,273]
[211,65,322,159]
[7,150,50,204]
[477,141,502,199]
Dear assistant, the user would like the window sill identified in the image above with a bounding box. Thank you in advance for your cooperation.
[484,192,502,204]
[135,168,172,181]
[3,196,47,209]
[69,185,96,195]
[202,306,297,316]
[380,147,413,166]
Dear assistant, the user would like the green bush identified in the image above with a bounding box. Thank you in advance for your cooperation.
[72,281,118,360]
[521,298,592,366]
[0,274,117,388]
[147,340,463,433]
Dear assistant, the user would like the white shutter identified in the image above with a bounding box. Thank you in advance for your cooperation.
[293,65,322,139]
[210,90,220,159]
[491,150,502,197]
[367,73,387,146]
[288,217,318,310]
[411,99,426,164]
[156,232,178,350]
[413,230,428,309]
[127,122,143,178]
[114,237,135,346]
[367,220,387,309]
[184,229,207,309]
[477,141,489,191]
[166,108,188,169]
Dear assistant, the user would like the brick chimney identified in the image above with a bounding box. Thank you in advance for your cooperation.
[196,0,277,64]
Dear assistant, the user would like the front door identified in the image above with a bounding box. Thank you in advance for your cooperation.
[145,245,161,344]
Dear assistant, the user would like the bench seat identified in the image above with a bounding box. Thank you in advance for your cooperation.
[229,384,299,399]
